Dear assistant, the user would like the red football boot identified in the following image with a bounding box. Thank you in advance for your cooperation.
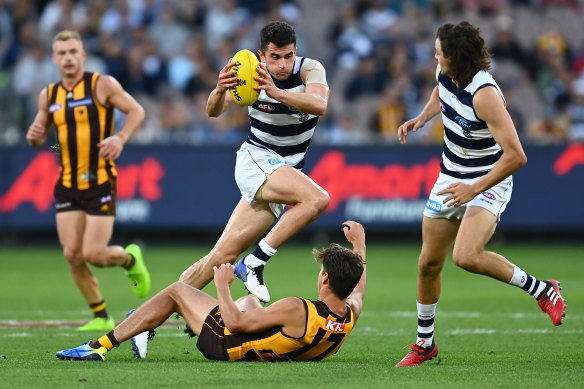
[396,340,438,367]
[537,280,567,326]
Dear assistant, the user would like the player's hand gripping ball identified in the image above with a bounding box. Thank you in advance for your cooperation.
[229,50,260,107]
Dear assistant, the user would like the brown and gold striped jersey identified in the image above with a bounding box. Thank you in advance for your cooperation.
[225,298,355,361]
[48,72,116,190]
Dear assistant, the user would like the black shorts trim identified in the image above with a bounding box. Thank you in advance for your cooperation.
[196,306,229,361]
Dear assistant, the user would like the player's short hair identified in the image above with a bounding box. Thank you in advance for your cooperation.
[313,243,364,300]
[53,30,83,49]
[260,21,296,52]
[437,21,491,86]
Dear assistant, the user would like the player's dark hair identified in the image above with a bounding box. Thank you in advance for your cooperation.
[313,243,364,300]
[437,21,491,86]
[260,21,296,52]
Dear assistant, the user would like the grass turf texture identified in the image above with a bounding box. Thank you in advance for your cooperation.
[0,243,582,388]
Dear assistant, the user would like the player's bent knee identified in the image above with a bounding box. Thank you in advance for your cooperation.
[452,249,480,272]
[63,247,82,264]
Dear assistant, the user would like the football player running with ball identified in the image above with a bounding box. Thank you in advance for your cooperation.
[395,21,566,367]
[180,21,330,303]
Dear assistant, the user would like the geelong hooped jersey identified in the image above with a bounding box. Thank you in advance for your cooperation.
[438,70,505,179]
[48,72,116,190]
[246,57,319,169]
[225,298,354,361]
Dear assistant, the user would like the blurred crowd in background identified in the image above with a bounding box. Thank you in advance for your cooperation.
[1,0,583,147]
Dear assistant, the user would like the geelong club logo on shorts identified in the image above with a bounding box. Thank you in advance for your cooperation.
[268,158,283,165]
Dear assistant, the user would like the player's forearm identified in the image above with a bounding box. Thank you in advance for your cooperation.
[116,104,145,142]
[471,151,527,195]
[215,284,245,331]
[272,89,327,116]
[351,243,367,297]
[207,88,228,117]
[419,86,441,122]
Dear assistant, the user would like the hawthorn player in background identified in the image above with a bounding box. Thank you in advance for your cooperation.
[56,221,366,362]
[26,30,150,331]
[180,21,330,303]
[396,21,566,366]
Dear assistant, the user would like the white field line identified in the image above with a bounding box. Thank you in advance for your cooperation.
[361,311,582,319]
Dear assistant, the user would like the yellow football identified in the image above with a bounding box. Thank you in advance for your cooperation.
[229,49,260,107]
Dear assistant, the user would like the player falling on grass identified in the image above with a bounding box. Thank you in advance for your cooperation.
[25,30,150,331]
[179,21,330,303]
[395,21,566,367]
[55,221,366,362]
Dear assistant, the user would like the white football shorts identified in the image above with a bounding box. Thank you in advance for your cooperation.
[423,172,513,221]
[234,142,287,218]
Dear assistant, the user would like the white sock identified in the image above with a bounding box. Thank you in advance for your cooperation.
[259,239,277,256]
[244,239,277,267]
[416,301,437,348]
[509,265,527,287]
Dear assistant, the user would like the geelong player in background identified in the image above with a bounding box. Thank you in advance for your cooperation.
[395,21,566,367]
[26,30,150,331]
[180,21,330,303]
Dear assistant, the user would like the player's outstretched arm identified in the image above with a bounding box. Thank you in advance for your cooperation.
[213,263,304,334]
[398,85,440,144]
[26,89,50,147]
[343,221,367,321]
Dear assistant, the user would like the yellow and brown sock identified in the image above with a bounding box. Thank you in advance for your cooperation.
[122,253,135,270]
[89,300,108,319]
[90,331,119,350]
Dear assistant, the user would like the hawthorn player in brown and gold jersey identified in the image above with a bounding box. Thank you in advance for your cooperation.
[55,221,367,363]
[26,30,150,332]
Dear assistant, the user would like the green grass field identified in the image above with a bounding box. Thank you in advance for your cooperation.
[1,242,582,388]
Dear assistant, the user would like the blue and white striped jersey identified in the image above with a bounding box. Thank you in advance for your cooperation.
[245,57,319,169]
[438,70,505,179]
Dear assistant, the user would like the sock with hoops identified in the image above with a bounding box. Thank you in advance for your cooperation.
[244,239,277,267]
[90,300,109,319]
[416,301,437,348]
[509,265,548,299]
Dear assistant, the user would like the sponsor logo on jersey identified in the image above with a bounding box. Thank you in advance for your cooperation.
[482,191,496,200]
[325,319,345,332]
[268,158,283,165]
[455,116,476,139]
[256,102,275,112]
[68,97,93,109]
[426,199,442,212]
[49,103,63,113]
